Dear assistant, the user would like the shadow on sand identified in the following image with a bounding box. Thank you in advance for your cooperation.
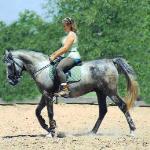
[2,131,128,139]
[2,132,94,139]
[2,134,45,139]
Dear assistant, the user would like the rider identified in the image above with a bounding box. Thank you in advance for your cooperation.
[49,17,81,97]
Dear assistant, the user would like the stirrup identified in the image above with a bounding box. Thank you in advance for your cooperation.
[54,84,70,98]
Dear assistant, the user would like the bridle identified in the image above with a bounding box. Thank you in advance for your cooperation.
[3,51,23,81]
[3,51,56,80]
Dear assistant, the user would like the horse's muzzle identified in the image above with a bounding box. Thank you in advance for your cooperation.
[8,75,19,86]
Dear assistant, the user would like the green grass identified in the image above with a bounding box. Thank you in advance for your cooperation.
[82,92,96,98]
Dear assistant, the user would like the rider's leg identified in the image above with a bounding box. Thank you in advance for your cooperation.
[55,57,75,96]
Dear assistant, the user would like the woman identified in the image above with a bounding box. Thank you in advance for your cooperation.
[49,17,81,97]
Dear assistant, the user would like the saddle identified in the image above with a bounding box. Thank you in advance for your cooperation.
[49,59,82,83]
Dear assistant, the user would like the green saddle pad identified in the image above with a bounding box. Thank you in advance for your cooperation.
[49,65,81,83]
[66,65,81,83]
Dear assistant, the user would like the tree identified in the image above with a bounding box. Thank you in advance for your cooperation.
[44,0,150,102]
[0,10,63,101]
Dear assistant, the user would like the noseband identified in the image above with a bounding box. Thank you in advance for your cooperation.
[3,52,23,80]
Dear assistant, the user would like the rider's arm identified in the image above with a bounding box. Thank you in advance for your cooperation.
[50,32,75,61]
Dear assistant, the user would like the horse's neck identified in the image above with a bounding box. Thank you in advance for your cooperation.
[14,50,49,74]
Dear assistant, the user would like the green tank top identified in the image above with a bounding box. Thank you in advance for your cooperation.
[61,31,81,59]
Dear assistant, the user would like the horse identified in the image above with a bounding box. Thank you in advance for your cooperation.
[3,49,139,137]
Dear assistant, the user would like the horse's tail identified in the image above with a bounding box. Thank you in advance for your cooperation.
[113,58,139,110]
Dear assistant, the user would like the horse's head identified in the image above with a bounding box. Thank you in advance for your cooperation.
[3,50,25,86]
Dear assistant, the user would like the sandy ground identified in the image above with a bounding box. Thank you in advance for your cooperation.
[0,104,149,150]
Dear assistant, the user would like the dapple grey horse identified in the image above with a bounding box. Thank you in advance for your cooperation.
[3,49,139,137]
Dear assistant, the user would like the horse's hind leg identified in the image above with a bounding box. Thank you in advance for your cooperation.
[35,95,49,132]
[91,91,107,134]
[110,95,136,134]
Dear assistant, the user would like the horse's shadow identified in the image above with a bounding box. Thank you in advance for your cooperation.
[2,131,129,139]
[2,134,45,139]
[2,132,96,139]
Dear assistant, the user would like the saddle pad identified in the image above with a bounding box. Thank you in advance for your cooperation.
[49,65,81,83]
[49,65,55,80]
[66,65,81,83]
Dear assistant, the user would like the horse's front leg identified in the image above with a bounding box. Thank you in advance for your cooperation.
[46,95,57,137]
[35,95,49,132]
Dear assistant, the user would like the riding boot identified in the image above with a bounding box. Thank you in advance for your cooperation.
[55,83,70,97]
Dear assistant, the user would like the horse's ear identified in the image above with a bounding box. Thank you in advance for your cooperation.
[6,47,14,52]
[5,49,9,55]
[2,50,9,63]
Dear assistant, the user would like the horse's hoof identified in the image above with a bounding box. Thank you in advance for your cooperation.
[51,132,57,138]
[89,130,96,135]
[87,131,96,136]
[46,132,57,138]
[46,133,53,138]
[130,130,135,137]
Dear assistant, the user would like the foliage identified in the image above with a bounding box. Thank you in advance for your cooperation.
[0,0,150,103]
[0,10,63,101]
[45,0,150,103]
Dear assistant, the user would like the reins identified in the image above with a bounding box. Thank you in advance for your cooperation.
[32,63,52,79]
[32,57,61,79]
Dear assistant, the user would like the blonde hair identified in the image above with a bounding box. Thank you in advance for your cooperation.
[62,17,77,32]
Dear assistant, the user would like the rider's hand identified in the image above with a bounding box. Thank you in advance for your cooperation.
[49,55,55,61]
[49,55,55,65]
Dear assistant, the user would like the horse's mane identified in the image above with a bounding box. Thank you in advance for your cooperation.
[13,49,49,60]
